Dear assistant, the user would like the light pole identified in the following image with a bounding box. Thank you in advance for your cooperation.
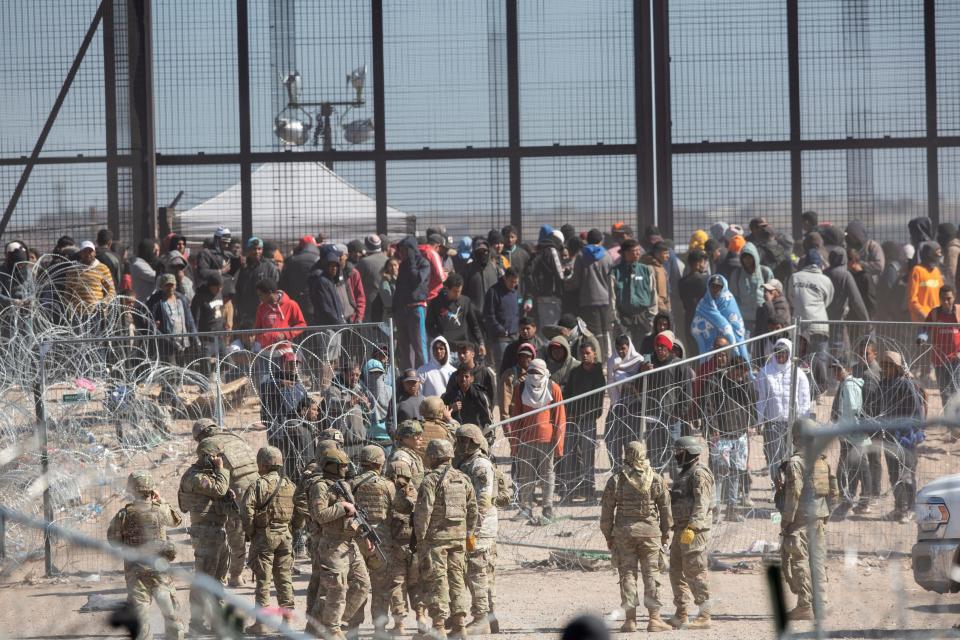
[273,65,375,169]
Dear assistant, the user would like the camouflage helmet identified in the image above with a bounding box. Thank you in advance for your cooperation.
[791,417,817,448]
[674,436,702,456]
[359,444,386,466]
[397,419,424,439]
[455,423,485,446]
[127,471,155,494]
[191,418,220,441]
[321,447,350,467]
[318,427,344,445]
[196,439,223,458]
[624,440,648,464]
[420,396,446,420]
[426,438,454,461]
[256,446,283,468]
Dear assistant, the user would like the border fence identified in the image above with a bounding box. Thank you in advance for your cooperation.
[6,1,960,250]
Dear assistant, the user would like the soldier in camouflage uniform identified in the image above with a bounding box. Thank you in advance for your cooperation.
[385,419,428,633]
[779,418,835,621]
[242,446,297,634]
[192,418,258,586]
[454,424,499,634]
[599,441,673,633]
[667,436,715,630]
[414,439,478,639]
[308,447,372,640]
[418,397,456,465]
[294,458,327,622]
[347,444,400,637]
[108,471,184,640]
[178,438,231,633]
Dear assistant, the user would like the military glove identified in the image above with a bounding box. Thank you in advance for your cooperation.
[466,535,477,552]
[679,527,696,545]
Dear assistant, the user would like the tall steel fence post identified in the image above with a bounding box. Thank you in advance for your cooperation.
[388,318,398,432]
[787,322,802,432]
[213,337,224,426]
[34,342,54,576]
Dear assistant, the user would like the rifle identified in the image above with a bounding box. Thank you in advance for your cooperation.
[331,480,387,564]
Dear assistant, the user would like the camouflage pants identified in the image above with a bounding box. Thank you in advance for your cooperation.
[188,524,229,626]
[224,510,247,580]
[420,540,469,623]
[466,540,497,618]
[782,520,827,609]
[248,528,295,609]
[613,536,662,611]
[125,565,183,640]
[310,538,370,632]
[669,529,710,610]
[369,541,413,624]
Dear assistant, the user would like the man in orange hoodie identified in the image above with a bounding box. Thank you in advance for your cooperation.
[908,242,944,322]
[507,358,566,522]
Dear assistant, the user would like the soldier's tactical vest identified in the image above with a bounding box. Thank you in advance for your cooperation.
[784,455,831,521]
[417,421,455,464]
[208,433,258,493]
[388,447,425,490]
[178,467,226,523]
[115,502,166,548]
[614,470,656,528]
[429,465,469,535]
[671,463,713,526]
[318,478,360,539]
[352,471,391,525]
[293,467,324,532]
[251,474,296,529]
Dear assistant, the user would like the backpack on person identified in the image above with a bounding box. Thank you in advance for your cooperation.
[493,464,514,508]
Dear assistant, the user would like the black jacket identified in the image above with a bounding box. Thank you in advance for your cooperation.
[394,236,431,309]
[279,244,320,321]
[308,249,346,326]
[191,286,226,333]
[426,290,485,347]
[235,258,279,325]
[442,383,493,428]
[483,279,520,341]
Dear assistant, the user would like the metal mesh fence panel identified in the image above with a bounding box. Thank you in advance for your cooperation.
[798,0,926,140]
[517,0,635,147]
[671,152,792,246]
[669,0,789,144]
[519,155,637,243]
[801,148,929,245]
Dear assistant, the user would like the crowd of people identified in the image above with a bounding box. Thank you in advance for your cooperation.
[22,212,952,637]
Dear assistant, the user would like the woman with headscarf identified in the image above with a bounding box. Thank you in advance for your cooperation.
[754,338,811,485]
[506,358,566,522]
[604,334,646,471]
[691,274,748,361]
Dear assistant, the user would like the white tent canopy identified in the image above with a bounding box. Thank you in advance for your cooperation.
[173,162,413,245]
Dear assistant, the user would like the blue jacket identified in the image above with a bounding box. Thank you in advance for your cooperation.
[394,236,431,308]
[308,246,346,326]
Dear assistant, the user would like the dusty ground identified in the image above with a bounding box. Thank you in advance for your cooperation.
[3,383,960,638]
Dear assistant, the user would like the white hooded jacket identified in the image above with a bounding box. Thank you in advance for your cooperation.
[754,338,811,423]
[417,335,456,397]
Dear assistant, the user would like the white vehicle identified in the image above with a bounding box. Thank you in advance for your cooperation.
[913,474,960,593]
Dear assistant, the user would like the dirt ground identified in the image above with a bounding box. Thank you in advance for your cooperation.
[4,386,960,639]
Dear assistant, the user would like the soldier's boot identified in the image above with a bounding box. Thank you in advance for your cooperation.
[228,573,246,588]
[686,611,711,630]
[305,620,325,637]
[391,616,406,636]
[488,612,500,634]
[466,615,490,634]
[786,605,813,621]
[373,620,390,640]
[667,607,688,629]
[187,620,209,636]
[432,618,448,640]
[415,609,429,634]
[646,610,673,633]
[449,613,469,640]
[244,621,270,636]
[620,608,637,632]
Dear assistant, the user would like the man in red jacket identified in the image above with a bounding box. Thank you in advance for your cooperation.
[921,284,960,403]
[254,278,306,348]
